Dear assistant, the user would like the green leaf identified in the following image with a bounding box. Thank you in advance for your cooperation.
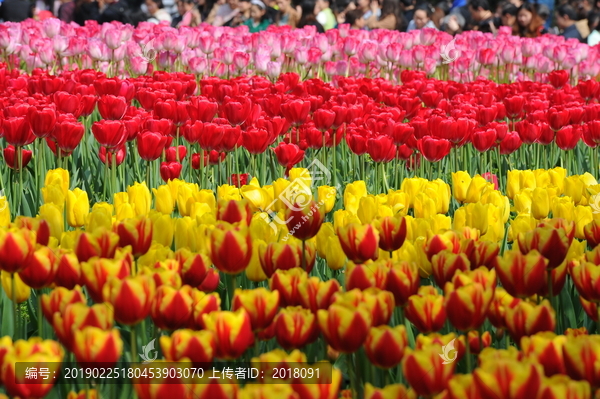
[1,288,14,337]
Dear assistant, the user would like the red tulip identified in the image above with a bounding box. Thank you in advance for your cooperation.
[367,136,396,163]
[281,99,311,126]
[53,91,82,117]
[417,136,451,162]
[97,95,128,120]
[52,115,84,153]
[500,131,522,155]
[222,97,252,126]
[160,162,182,182]
[313,108,336,131]
[165,146,187,162]
[28,105,56,138]
[92,120,127,150]
[472,129,496,152]
[187,97,218,122]
[137,131,168,161]
[3,117,35,147]
[198,123,224,151]
[99,145,126,166]
[242,128,271,155]
[548,70,569,89]
[273,142,305,168]
[556,125,581,150]
[4,146,32,170]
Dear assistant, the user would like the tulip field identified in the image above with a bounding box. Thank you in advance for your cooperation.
[2,19,600,399]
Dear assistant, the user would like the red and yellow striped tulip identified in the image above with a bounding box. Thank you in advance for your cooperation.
[337,223,380,263]
[364,325,408,369]
[210,222,253,274]
[202,309,255,360]
[232,287,280,331]
[317,302,371,353]
[73,327,123,367]
[160,329,216,366]
[102,274,156,325]
[273,306,319,350]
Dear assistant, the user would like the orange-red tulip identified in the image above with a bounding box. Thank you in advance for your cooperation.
[505,300,556,342]
[517,225,571,269]
[467,330,492,355]
[191,292,221,329]
[75,228,119,262]
[373,215,407,252]
[473,355,544,399]
[217,199,253,226]
[364,325,408,369]
[521,332,566,377]
[81,257,130,303]
[52,302,114,351]
[175,248,210,287]
[210,222,252,274]
[269,268,308,307]
[563,335,600,388]
[444,281,493,331]
[487,287,521,329]
[432,250,470,287]
[202,310,255,360]
[259,241,304,277]
[115,216,153,257]
[0,227,36,273]
[54,250,81,289]
[345,260,388,291]
[18,246,57,289]
[274,306,319,350]
[284,199,325,241]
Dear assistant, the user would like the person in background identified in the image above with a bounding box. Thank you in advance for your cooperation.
[58,0,76,22]
[345,7,366,27]
[175,0,201,25]
[243,0,270,30]
[146,0,172,22]
[517,3,547,37]
[500,2,519,34]
[74,0,100,24]
[212,0,240,25]
[232,0,252,25]
[401,0,415,21]
[297,0,325,30]
[556,3,585,40]
[275,0,300,26]
[367,0,406,30]
[440,10,465,32]
[432,1,450,27]
[468,0,501,33]
[315,0,336,29]
[570,0,591,39]
[588,10,600,44]
[0,0,35,21]
[407,2,437,30]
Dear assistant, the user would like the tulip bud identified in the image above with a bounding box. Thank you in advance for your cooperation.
[202,309,255,360]
[1,270,31,303]
[232,288,280,331]
[66,188,90,228]
[505,299,556,342]
[365,325,408,369]
[73,327,123,368]
[402,345,455,397]
[160,329,216,367]
[317,302,371,353]
[103,275,155,325]
[405,286,446,333]
[210,222,253,275]
[269,267,308,307]
[274,306,319,350]
[337,223,380,263]
[494,249,547,298]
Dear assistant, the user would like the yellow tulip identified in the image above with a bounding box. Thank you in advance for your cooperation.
[174,217,196,251]
[1,270,31,303]
[414,193,437,219]
[245,240,268,282]
[357,196,379,224]
[401,177,427,208]
[410,217,431,241]
[574,206,593,240]
[41,182,66,211]
[250,213,279,243]
[564,176,585,205]
[456,203,488,235]
[39,203,63,240]
[513,190,532,214]
[465,175,492,203]
[241,184,272,211]
[137,243,174,269]
[190,203,214,220]
[289,167,312,190]
[507,170,536,199]
[0,196,9,227]
[333,209,360,232]
[481,204,505,242]
[430,215,452,234]
[386,190,408,216]
[85,202,113,232]
[325,235,347,270]
[194,189,216,211]
[113,192,129,209]
[344,181,367,214]
[452,171,472,203]
[316,222,336,259]
[548,167,567,193]
[148,211,174,247]
[127,182,152,217]
[217,184,241,201]
[152,185,174,215]
[429,179,450,213]
[318,185,337,213]
[508,214,537,242]
[531,187,550,220]
[66,188,89,228]
[115,202,135,222]
[176,183,199,217]
[44,168,69,194]
[552,196,575,221]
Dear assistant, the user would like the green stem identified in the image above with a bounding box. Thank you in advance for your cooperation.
[301,240,307,272]
[131,324,137,363]
[12,272,18,339]
[466,331,472,372]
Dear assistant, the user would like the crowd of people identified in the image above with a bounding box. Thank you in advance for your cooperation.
[0,0,599,45]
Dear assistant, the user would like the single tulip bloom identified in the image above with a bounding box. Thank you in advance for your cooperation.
[317,302,371,353]
[444,282,493,332]
[216,199,253,226]
[103,275,155,325]
[521,332,566,377]
[494,249,548,298]
[386,260,420,307]
[432,251,470,287]
[365,325,408,369]
[160,329,216,367]
[259,241,304,278]
[373,215,407,253]
[210,223,253,275]
[269,268,309,307]
[18,246,57,289]
[402,345,455,397]
[114,216,153,258]
[75,228,120,262]
[405,286,447,333]
[150,285,196,330]
[505,300,556,343]
[232,287,280,331]
[337,223,380,263]
[202,309,255,360]
[0,228,36,273]
[81,257,130,303]
[274,306,319,350]
[517,225,571,269]
[563,335,600,387]
[73,327,123,367]
[570,260,600,303]
[297,277,341,313]
[175,248,210,287]
[192,292,221,329]
[41,285,86,322]
[52,302,114,351]
[284,200,325,242]
[66,188,90,228]
[473,356,543,399]
[1,270,31,303]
